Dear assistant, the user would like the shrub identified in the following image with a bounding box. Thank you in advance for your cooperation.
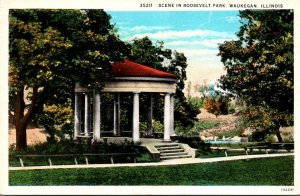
[228,103,236,114]
[265,134,277,143]
[9,139,150,166]
[283,135,294,143]
[176,136,211,155]
[188,97,205,108]
[10,139,143,155]
[140,120,164,133]
[175,123,195,137]
[204,96,229,117]
[37,101,73,142]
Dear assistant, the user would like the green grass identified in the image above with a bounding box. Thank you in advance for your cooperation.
[215,128,243,138]
[175,121,220,136]
[9,156,294,186]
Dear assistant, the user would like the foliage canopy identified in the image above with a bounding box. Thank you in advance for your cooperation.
[218,10,293,141]
[9,9,129,151]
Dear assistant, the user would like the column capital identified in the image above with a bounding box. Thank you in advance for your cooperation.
[133,91,141,94]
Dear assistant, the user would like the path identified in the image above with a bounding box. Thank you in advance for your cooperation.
[9,153,293,171]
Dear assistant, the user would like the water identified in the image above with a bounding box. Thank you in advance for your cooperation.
[206,140,241,144]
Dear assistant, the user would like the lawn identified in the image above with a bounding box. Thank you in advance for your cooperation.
[9,156,294,186]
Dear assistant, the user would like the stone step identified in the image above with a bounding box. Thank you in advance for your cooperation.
[160,155,192,160]
[151,143,194,160]
[157,149,184,153]
[154,143,179,148]
[160,152,188,157]
[155,146,181,150]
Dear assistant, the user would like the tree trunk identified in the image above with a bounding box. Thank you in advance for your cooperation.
[15,121,27,152]
[276,132,283,143]
[274,124,283,143]
[15,86,39,151]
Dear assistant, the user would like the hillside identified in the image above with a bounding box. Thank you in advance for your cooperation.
[197,108,239,139]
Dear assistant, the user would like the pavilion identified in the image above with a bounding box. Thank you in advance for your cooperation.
[74,60,179,143]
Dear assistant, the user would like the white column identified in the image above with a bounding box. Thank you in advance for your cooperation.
[93,91,101,142]
[164,93,171,141]
[117,93,121,136]
[74,93,81,140]
[113,94,117,136]
[170,94,175,136]
[113,93,121,136]
[84,93,89,136]
[133,92,140,142]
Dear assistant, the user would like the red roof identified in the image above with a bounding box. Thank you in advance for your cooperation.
[112,60,178,79]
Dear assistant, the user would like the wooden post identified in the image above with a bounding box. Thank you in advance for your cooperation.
[48,158,52,166]
[19,157,24,167]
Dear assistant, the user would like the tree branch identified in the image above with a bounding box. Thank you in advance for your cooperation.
[24,86,39,123]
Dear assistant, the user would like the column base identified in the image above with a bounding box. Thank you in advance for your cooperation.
[76,137,92,145]
[92,139,104,144]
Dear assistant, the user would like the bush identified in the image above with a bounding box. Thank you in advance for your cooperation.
[176,136,212,155]
[188,97,205,108]
[175,123,196,137]
[37,101,73,142]
[9,139,151,166]
[140,120,164,133]
[228,103,236,114]
[10,139,143,155]
[265,134,277,143]
[204,96,229,117]
[283,135,294,143]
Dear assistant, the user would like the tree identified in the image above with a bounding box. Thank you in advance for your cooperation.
[196,80,208,99]
[218,10,293,142]
[204,96,229,118]
[37,101,73,142]
[128,37,199,132]
[9,9,128,151]
[169,51,199,127]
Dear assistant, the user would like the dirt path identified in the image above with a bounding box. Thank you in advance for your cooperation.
[197,108,238,122]
[9,128,47,145]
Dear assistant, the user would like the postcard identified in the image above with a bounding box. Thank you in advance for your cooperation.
[1,0,299,195]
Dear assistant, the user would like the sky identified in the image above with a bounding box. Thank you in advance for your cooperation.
[108,11,241,94]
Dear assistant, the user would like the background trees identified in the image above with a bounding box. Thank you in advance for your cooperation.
[9,9,129,151]
[218,10,294,142]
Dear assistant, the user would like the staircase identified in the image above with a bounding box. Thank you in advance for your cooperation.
[154,143,192,160]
